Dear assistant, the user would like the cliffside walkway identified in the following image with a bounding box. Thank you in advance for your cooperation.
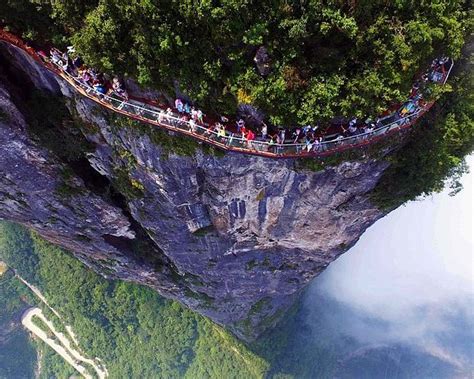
[0,29,454,159]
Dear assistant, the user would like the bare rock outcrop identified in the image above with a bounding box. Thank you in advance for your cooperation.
[0,41,389,339]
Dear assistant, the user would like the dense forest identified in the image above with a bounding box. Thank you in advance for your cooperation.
[2,218,470,378]
[0,0,471,125]
[0,221,269,378]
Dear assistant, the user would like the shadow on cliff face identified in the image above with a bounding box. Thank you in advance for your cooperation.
[0,43,96,174]
[0,44,183,281]
[253,156,473,378]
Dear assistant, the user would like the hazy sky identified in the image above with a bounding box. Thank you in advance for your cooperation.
[306,155,473,369]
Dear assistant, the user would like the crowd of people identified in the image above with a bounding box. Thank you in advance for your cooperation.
[397,56,450,119]
[46,43,450,154]
[167,57,449,152]
[48,47,129,101]
[165,100,385,153]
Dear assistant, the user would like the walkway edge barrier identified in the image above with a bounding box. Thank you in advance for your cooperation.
[0,29,454,159]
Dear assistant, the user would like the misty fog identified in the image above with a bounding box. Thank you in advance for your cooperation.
[302,155,473,375]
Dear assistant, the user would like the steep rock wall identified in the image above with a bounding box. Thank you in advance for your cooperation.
[0,42,389,339]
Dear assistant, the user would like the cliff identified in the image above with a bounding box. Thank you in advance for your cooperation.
[0,41,390,339]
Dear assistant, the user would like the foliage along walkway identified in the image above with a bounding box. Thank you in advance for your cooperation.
[0,29,454,159]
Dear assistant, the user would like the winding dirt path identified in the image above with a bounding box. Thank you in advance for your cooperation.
[16,273,108,378]
[22,307,96,378]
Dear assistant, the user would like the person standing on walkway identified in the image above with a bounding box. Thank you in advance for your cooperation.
[261,122,268,140]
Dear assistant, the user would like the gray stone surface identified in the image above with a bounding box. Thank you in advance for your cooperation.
[0,41,390,339]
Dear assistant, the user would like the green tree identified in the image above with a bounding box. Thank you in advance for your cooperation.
[3,1,469,124]
[0,221,38,282]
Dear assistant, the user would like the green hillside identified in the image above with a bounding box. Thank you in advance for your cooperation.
[0,221,269,378]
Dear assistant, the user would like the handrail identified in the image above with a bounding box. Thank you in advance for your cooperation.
[0,29,454,159]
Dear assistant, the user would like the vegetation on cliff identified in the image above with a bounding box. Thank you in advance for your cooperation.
[1,1,471,125]
[371,41,474,209]
[0,221,270,378]
[1,1,472,206]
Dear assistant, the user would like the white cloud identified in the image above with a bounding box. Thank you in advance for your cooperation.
[304,155,474,366]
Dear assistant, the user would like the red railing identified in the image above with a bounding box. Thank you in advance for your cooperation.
[0,29,454,159]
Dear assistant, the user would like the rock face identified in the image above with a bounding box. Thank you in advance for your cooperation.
[0,41,389,339]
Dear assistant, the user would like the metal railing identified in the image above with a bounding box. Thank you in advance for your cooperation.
[0,29,454,159]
